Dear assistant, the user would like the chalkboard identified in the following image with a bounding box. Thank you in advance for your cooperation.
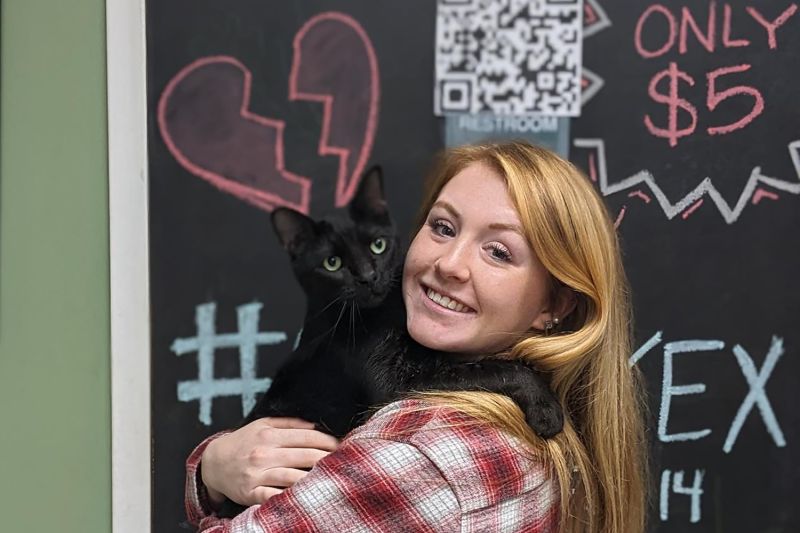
[146,1,799,531]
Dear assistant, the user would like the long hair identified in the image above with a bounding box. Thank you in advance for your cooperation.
[412,141,649,533]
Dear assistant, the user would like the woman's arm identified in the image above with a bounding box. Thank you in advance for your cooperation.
[195,436,460,533]
[185,417,339,525]
[189,399,559,532]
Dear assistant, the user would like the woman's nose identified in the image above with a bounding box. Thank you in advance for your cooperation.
[434,243,470,282]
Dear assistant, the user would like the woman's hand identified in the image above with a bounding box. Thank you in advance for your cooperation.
[200,417,340,507]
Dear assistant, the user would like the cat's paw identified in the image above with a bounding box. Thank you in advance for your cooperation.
[524,393,564,439]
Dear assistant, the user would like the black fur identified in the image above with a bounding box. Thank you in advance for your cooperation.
[217,167,563,517]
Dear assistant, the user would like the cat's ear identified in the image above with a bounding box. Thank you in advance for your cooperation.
[350,165,389,222]
[271,208,316,255]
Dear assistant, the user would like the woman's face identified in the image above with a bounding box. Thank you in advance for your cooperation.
[403,161,554,355]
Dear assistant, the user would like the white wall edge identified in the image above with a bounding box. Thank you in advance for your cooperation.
[106,0,151,529]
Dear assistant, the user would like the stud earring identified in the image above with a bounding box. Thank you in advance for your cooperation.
[544,320,554,334]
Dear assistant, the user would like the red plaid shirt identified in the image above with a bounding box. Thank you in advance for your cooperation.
[186,399,560,532]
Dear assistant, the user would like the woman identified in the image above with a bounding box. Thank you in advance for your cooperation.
[186,142,649,532]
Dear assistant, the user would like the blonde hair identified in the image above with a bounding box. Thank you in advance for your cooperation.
[412,141,649,533]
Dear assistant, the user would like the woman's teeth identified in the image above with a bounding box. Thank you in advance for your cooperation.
[426,288,471,313]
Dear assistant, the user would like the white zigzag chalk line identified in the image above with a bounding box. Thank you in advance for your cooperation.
[573,138,800,224]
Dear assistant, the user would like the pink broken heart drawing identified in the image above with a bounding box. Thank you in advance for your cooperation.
[157,11,380,214]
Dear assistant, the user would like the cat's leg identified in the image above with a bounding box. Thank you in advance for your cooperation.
[405,355,564,439]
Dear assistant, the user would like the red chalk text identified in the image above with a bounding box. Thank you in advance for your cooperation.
[634,2,797,146]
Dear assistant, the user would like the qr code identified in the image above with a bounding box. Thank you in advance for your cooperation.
[435,0,583,117]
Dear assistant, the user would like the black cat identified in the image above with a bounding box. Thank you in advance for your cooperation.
[217,167,562,517]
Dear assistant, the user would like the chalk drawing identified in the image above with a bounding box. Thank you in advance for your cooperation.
[613,205,627,227]
[633,3,795,146]
[158,56,312,213]
[748,4,799,50]
[723,336,786,453]
[172,302,287,426]
[628,330,662,367]
[158,12,379,213]
[660,340,724,442]
[580,0,610,106]
[722,4,751,48]
[580,68,605,107]
[634,3,798,58]
[631,331,789,451]
[661,469,705,523]
[635,5,678,59]
[627,189,651,203]
[289,12,380,207]
[583,0,612,38]
[573,138,800,224]
[680,198,704,219]
[753,188,780,204]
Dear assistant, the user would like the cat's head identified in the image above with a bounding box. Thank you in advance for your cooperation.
[271,166,401,310]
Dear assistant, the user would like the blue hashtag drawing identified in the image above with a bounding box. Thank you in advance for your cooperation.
[171,302,288,425]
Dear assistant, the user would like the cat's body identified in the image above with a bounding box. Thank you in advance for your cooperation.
[217,167,562,517]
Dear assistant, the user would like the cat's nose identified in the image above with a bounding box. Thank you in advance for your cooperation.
[357,269,377,285]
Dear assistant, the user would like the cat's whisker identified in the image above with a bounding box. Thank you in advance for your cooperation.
[350,303,356,351]
[305,300,356,347]
[387,271,403,290]
[328,301,348,345]
[309,294,347,320]
[355,303,368,333]
[325,300,349,355]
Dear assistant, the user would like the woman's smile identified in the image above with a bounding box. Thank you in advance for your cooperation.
[420,283,476,314]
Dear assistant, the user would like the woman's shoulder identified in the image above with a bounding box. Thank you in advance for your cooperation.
[348,398,480,441]
[346,398,558,513]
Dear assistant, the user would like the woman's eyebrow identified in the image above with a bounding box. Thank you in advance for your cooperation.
[432,200,460,220]
[489,222,525,236]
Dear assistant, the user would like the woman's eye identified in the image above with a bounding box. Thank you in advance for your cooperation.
[323,256,342,272]
[488,243,512,262]
[370,237,387,255]
[430,219,455,237]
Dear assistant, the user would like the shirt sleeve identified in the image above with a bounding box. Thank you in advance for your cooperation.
[194,436,461,533]
[185,432,230,527]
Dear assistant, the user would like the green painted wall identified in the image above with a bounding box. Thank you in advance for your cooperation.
[0,0,110,531]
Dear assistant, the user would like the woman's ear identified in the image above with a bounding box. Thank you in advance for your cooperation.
[531,286,578,330]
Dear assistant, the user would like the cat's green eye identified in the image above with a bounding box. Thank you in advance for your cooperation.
[370,237,387,255]
[323,256,342,272]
